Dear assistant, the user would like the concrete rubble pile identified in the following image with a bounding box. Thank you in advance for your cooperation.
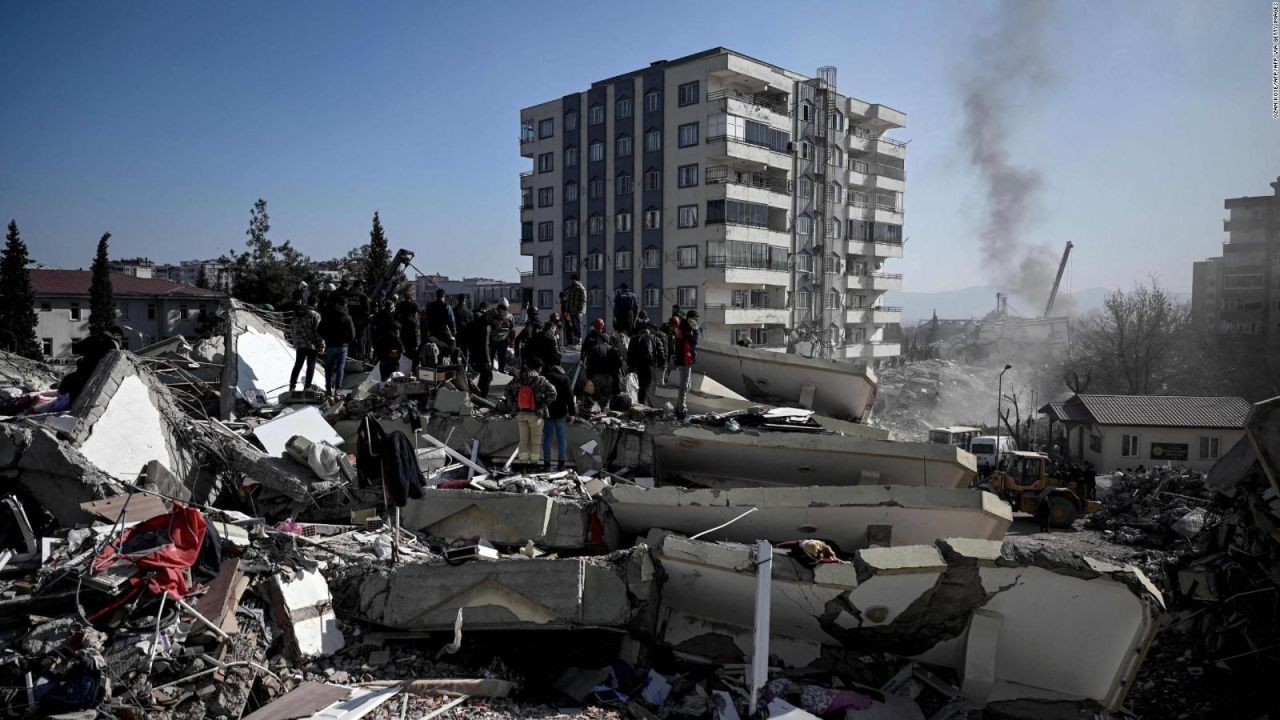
[0,314,1186,719]
[869,360,1001,441]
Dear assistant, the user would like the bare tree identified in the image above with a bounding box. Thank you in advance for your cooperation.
[1070,278,1189,395]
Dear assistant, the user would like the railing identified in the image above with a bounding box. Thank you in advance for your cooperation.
[878,136,908,149]
[706,217,774,230]
[520,135,535,144]
[707,88,790,116]
[871,164,905,181]
[519,203,533,210]
[704,256,790,272]
[871,272,904,280]
[520,237,533,244]
[705,166,792,194]
[519,170,533,178]
[519,271,533,278]
[704,302,788,311]
[705,134,792,155]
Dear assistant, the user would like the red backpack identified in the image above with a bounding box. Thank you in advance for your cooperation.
[516,382,537,411]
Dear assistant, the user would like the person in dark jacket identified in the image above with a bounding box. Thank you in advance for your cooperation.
[613,283,639,334]
[580,318,607,357]
[58,325,125,401]
[346,280,371,360]
[394,291,421,375]
[467,304,494,396]
[451,294,473,363]
[627,324,662,406]
[422,288,456,365]
[584,331,624,412]
[671,310,700,418]
[371,313,405,383]
[490,299,515,372]
[541,363,575,471]
[521,315,560,370]
[318,300,356,400]
[289,293,324,395]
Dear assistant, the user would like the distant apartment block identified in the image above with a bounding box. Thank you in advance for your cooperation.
[155,259,234,290]
[518,47,907,365]
[108,257,156,278]
[414,274,528,311]
[1191,176,1280,346]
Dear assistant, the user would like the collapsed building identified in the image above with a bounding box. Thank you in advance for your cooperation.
[4,305,1267,719]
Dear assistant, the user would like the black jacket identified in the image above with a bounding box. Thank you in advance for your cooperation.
[425,299,455,340]
[544,366,575,420]
[318,309,355,346]
[585,341,623,379]
[522,328,561,369]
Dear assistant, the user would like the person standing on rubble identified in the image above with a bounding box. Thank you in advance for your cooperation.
[662,305,683,386]
[394,291,421,376]
[565,274,587,346]
[371,304,405,383]
[424,288,457,365]
[490,298,515,372]
[58,324,125,401]
[522,314,561,371]
[503,356,557,468]
[671,310,700,419]
[467,302,494,396]
[542,362,574,471]
[346,280,371,360]
[627,322,662,406]
[452,294,473,363]
[584,325,623,412]
[318,296,355,402]
[288,293,324,396]
[613,283,639,334]
[513,305,542,364]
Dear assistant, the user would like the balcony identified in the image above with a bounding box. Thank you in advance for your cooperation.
[845,306,903,324]
[846,239,905,258]
[520,271,534,288]
[838,341,902,360]
[520,238,534,256]
[706,166,792,196]
[703,303,790,326]
[874,136,907,159]
[705,255,790,285]
[707,88,790,117]
[844,272,903,292]
[705,135,792,166]
[848,201,903,224]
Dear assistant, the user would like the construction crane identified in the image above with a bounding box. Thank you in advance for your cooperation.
[1042,241,1073,318]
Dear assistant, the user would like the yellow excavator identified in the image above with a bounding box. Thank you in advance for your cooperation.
[983,450,1101,527]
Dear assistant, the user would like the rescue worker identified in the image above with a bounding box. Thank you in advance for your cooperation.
[503,357,557,469]
[424,288,457,365]
[490,298,515,372]
[671,310,700,419]
[542,362,575,471]
[613,283,639,334]
[564,274,587,346]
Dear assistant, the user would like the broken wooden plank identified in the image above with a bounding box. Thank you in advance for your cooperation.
[241,681,352,720]
[80,494,171,524]
[191,558,246,636]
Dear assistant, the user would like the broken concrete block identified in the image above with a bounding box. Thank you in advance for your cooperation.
[0,424,121,527]
[353,553,643,631]
[267,568,345,661]
[401,489,588,548]
[253,406,343,458]
[605,485,1012,549]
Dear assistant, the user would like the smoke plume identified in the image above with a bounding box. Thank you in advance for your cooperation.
[961,0,1059,312]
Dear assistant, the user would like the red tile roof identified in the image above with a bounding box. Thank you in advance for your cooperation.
[30,269,222,298]
[1061,394,1250,429]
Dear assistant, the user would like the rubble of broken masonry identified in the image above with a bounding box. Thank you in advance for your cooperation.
[0,303,1273,719]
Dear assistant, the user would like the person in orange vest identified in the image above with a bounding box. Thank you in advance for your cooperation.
[502,357,557,468]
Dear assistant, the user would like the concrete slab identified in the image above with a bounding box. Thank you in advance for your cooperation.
[401,489,589,548]
[605,485,1011,549]
[253,406,343,458]
[695,340,878,422]
[354,554,641,631]
[267,568,345,661]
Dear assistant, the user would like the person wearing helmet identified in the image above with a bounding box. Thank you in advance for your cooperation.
[490,298,515,372]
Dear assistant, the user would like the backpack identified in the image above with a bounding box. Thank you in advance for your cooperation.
[517,382,537,411]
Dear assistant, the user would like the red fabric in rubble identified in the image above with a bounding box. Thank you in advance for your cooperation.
[92,503,208,599]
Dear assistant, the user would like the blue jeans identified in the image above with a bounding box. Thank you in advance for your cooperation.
[542,416,568,467]
[324,345,348,394]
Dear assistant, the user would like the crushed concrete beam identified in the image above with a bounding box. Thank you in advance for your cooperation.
[605,484,1011,549]
[694,340,878,422]
[401,488,589,549]
[650,425,976,489]
[647,530,1163,711]
[193,303,296,404]
[352,551,647,631]
[267,567,346,662]
[0,423,123,527]
[223,440,313,502]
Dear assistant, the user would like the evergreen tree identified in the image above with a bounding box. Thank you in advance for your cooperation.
[363,211,390,294]
[226,199,315,307]
[88,232,116,335]
[0,221,41,358]
[195,265,211,289]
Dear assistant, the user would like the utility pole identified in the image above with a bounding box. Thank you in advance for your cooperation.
[996,364,1012,468]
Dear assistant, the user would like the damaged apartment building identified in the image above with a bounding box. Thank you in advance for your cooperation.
[519,47,907,364]
[0,297,1275,719]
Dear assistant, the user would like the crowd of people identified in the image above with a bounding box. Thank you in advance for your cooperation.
[285,273,703,470]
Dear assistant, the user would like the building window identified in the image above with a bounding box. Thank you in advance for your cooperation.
[795,254,814,273]
[69,303,82,321]
[677,205,698,228]
[565,181,579,202]
[852,158,870,174]
[117,303,130,320]
[678,122,699,147]
[677,286,698,307]
[538,221,554,242]
[677,164,699,188]
[801,101,812,122]
[615,250,632,270]
[589,215,605,235]
[643,248,661,269]
[522,222,534,242]
[615,212,633,232]
[588,288,604,306]
[1199,437,1220,460]
[678,81,700,107]
[829,146,843,167]
[39,302,51,312]
[616,96,633,120]
[644,89,661,113]
[616,173,633,194]
[588,177,604,199]
[521,119,535,143]
[41,338,52,356]
[800,141,810,159]
[644,209,661,230]
[538,152,554,173]
[589,141,604,162]
[1089,435,1102,453]
[795,291,811,309]
[70,337,85,354]
[538,290,554,308]
[564,253,579,273]
[798,177,812,198]
[585,253,605,272]
[676,245,699,268]
[147,303,157,320]
[644,129,661,152]
[565,111,578,132]
[589,104,604,125]
[538,118,554,139]
[825,291,840,310]
[564,218,579,238]
[643,169,661,191]
[851,190,869,207]
[643,287,660,307]
[565,147,579,167]
[538,187,554,207]
[179,304,190,320]
[829,182,842,204]
[616,135,632,158]
[521,187,533,209]
[1121,434,1140,458]
[829,218,841,239]
[537,255,554,275]
[796,215,813,237]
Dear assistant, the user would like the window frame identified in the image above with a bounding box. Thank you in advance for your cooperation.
[642,287,660,307]
[565,111,578,132]
[615,212,633,232]
[563,253,579,273]
[537,254,554,275]
[69,303,82,321]
[616,96,633,120]
[678,81,700,107]
[538,117,555,139]
[563,217,579,238]
[537,220,554,242]
[677,121,700,147]
[677,285,698,307]
[537,289,554,308]
[677,204,698,228]
[643,169,661,191]
[564,146,579,167]
[644,209,661,230]
[616,172,633,195]
[537,186,554,208]
[644,129,661,152]
[588,104,604,126]
[677,163,699,188]
[538,152,554,173]
[1120,434,1141,458]
[616,134,632,158]
[644,89,662,113]
[676,245,699,269]
[643,248,661,269]
[615,250,632,270]
[565,181,579,203]
[588,141,604,163]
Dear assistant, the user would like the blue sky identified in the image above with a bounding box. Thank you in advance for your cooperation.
[1,0,1276,294]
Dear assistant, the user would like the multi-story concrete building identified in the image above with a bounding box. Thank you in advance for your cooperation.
[1191,176,1280,347]
[32,269,223,357]
[155,259,234,290]
[413,274,527,312]
[518,47,906,364]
